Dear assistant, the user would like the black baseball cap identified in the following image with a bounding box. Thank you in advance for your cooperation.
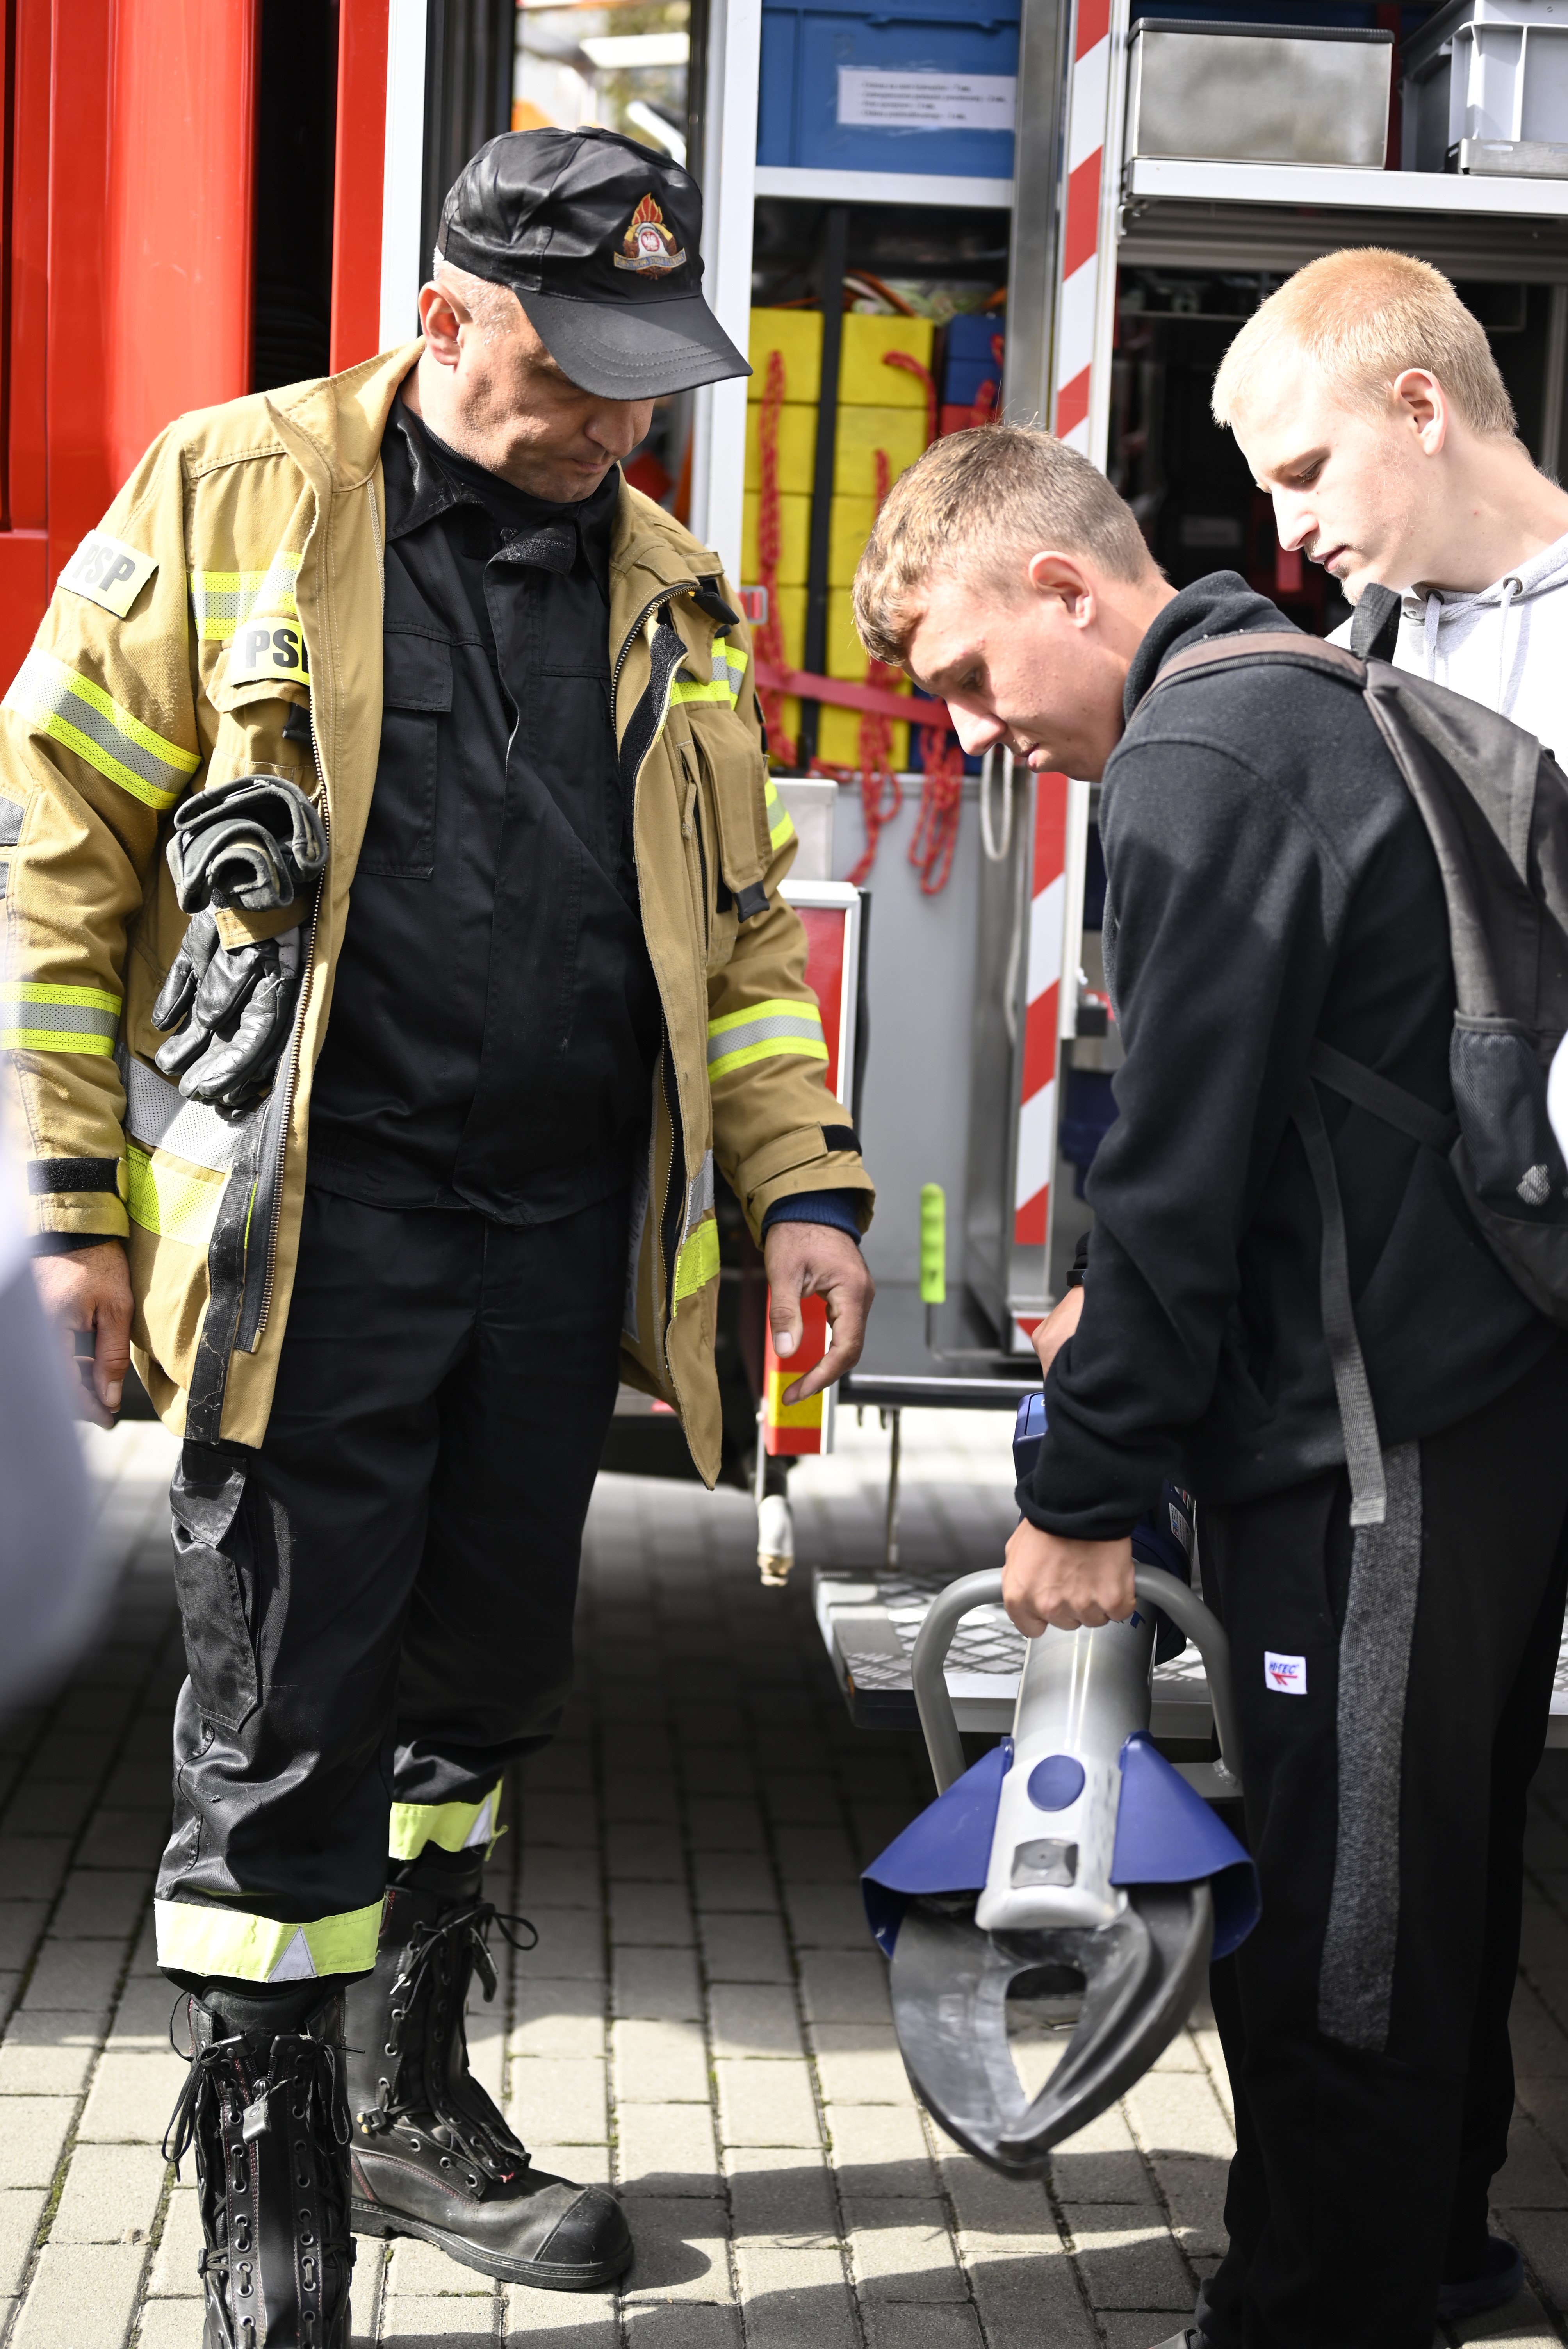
[437,127,751,401]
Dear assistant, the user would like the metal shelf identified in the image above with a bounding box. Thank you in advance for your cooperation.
[1124,157,1568,217]
[754,164,1014,210]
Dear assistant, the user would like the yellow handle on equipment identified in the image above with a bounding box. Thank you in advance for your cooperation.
[919,1182,946,1306]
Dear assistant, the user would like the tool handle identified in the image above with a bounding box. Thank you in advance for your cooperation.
[912,1570,1003,1794]
[1128,1566,1243,1793]
[911,1566,1243,1797]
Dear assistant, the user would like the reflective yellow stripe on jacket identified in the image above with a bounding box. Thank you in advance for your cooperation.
[670,639,747,711]
[4,652,199,812]
[707,997,827,1083]
[0,980,120,1055]
[189,549,303,641]
[764,775,794,849]
[125,1143,231,1249]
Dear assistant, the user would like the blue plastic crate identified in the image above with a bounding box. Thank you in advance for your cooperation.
[941,314,1005,405]
[758,0,1021,180]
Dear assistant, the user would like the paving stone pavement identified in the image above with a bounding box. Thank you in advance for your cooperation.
[4,1410,1568,2346]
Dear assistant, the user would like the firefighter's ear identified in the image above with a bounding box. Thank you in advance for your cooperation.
[417,281,466,369]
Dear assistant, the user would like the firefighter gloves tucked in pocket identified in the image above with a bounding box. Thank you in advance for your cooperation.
[166,773,327,914]
[152,912,305,1114]
[153,774,325,1114]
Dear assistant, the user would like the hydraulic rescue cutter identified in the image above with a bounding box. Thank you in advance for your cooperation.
[862,1398,1258,2175]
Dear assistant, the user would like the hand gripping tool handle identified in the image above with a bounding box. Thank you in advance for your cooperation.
[912,1565,1242,1797]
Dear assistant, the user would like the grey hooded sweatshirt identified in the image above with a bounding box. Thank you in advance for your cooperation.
[1331,527,1568,750]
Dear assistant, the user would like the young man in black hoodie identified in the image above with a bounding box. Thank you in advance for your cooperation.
[853,425,1568,2349]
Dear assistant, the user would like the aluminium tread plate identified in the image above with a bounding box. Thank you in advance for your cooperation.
[813,1567,1218,1741]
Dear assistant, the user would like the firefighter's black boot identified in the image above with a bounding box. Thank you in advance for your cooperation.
[165,1987,355,2349]
[346,1875,632,2289]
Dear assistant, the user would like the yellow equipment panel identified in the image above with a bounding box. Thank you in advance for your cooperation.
[745,402,819,494]
[818,703,909,770]
[838,313,937,407]
[829,494,878,588]
[743,491,811,586]
[747,308,824,406]
[833,405,929,499]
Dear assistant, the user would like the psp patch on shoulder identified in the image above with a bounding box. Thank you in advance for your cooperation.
[226,618,310,688]
[1264,1651,1307,1695]
[59,532,157,620]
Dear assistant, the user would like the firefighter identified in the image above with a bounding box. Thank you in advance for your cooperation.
[9,128,874,2340]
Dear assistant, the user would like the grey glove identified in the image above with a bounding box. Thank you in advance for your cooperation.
[151,911,305,1114]
[166,773,327,914]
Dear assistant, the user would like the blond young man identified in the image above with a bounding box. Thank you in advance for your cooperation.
[1212,248,1568,2328]
[854,424,1568,2349]
[1213,248,1568,737]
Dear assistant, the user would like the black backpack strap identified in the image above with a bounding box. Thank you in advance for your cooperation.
[1349,583,1403,664]
[1291,1080,1388,1528]
[1144,630,1366,704]
[1307,1041,1459,1155]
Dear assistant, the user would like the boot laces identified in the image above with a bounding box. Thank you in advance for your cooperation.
[361,1902,537,2182]
[163,1998,349,2176]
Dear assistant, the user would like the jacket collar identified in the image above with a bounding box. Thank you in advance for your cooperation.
[1123,572,1297,723]
[380,398,619,594]
[266,340,424,492]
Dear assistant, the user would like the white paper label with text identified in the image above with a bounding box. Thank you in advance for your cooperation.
[836,69,1017,134]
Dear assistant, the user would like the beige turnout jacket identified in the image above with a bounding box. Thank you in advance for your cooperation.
[1,345,872,1481]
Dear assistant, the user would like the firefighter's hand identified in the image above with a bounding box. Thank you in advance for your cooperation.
[1003,1517,1135,1636]
[764,1220,874,1406]
[32,1241,132,1428]
[1031,1283,1085,1377]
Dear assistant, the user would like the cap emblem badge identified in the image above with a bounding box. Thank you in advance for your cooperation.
[615,193,686,276]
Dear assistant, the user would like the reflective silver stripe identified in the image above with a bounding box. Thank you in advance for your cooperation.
[189,551,303,642]
[5,651,198,811]
[119,1051,257,1175]
[684,1150,715,1242]
[706,1011,822,1063]
[9,999,117,1043]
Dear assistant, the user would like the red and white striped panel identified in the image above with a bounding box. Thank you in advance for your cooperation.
[1053,0,1112,452]
[1013,771,1070,1281]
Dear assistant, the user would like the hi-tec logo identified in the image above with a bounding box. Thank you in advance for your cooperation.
[59,532,157,620]
[1264,1651,1307,1694]
[227,621,310,688]
[614,192,686,275]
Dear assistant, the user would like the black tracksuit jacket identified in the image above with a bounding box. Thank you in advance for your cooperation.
[1023,574,1553,1540]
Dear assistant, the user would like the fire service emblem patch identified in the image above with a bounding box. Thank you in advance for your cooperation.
[615,193,686,275]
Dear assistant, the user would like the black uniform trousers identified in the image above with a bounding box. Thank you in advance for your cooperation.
[155,1187,626,1969]
[1194,1339,1568,2349]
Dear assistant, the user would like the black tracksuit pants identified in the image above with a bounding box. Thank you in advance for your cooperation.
[153,1186,627,1988]
[1194,1340,1568,2349]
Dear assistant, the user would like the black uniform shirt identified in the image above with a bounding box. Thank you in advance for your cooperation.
[307,397,662,1222]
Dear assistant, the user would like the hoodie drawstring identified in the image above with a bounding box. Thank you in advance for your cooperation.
[1424,591,1441,682]
[1497,574,1523,714]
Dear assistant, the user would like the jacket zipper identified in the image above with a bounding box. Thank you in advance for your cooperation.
[615,574,707,1365]
[249,487,383,1344]
[612,569,709,706]
[249,775,327,1345]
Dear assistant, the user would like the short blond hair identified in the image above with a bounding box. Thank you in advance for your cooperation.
[853,425,1156,666]
[1212,248,1516,439]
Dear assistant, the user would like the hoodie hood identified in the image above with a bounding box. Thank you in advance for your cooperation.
[1333,529,1568,752]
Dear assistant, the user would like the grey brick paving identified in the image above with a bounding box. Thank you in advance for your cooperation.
[1,1413,1565,2345]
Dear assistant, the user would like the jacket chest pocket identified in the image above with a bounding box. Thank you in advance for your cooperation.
[686,706,770,903]
[360,631,453,880]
